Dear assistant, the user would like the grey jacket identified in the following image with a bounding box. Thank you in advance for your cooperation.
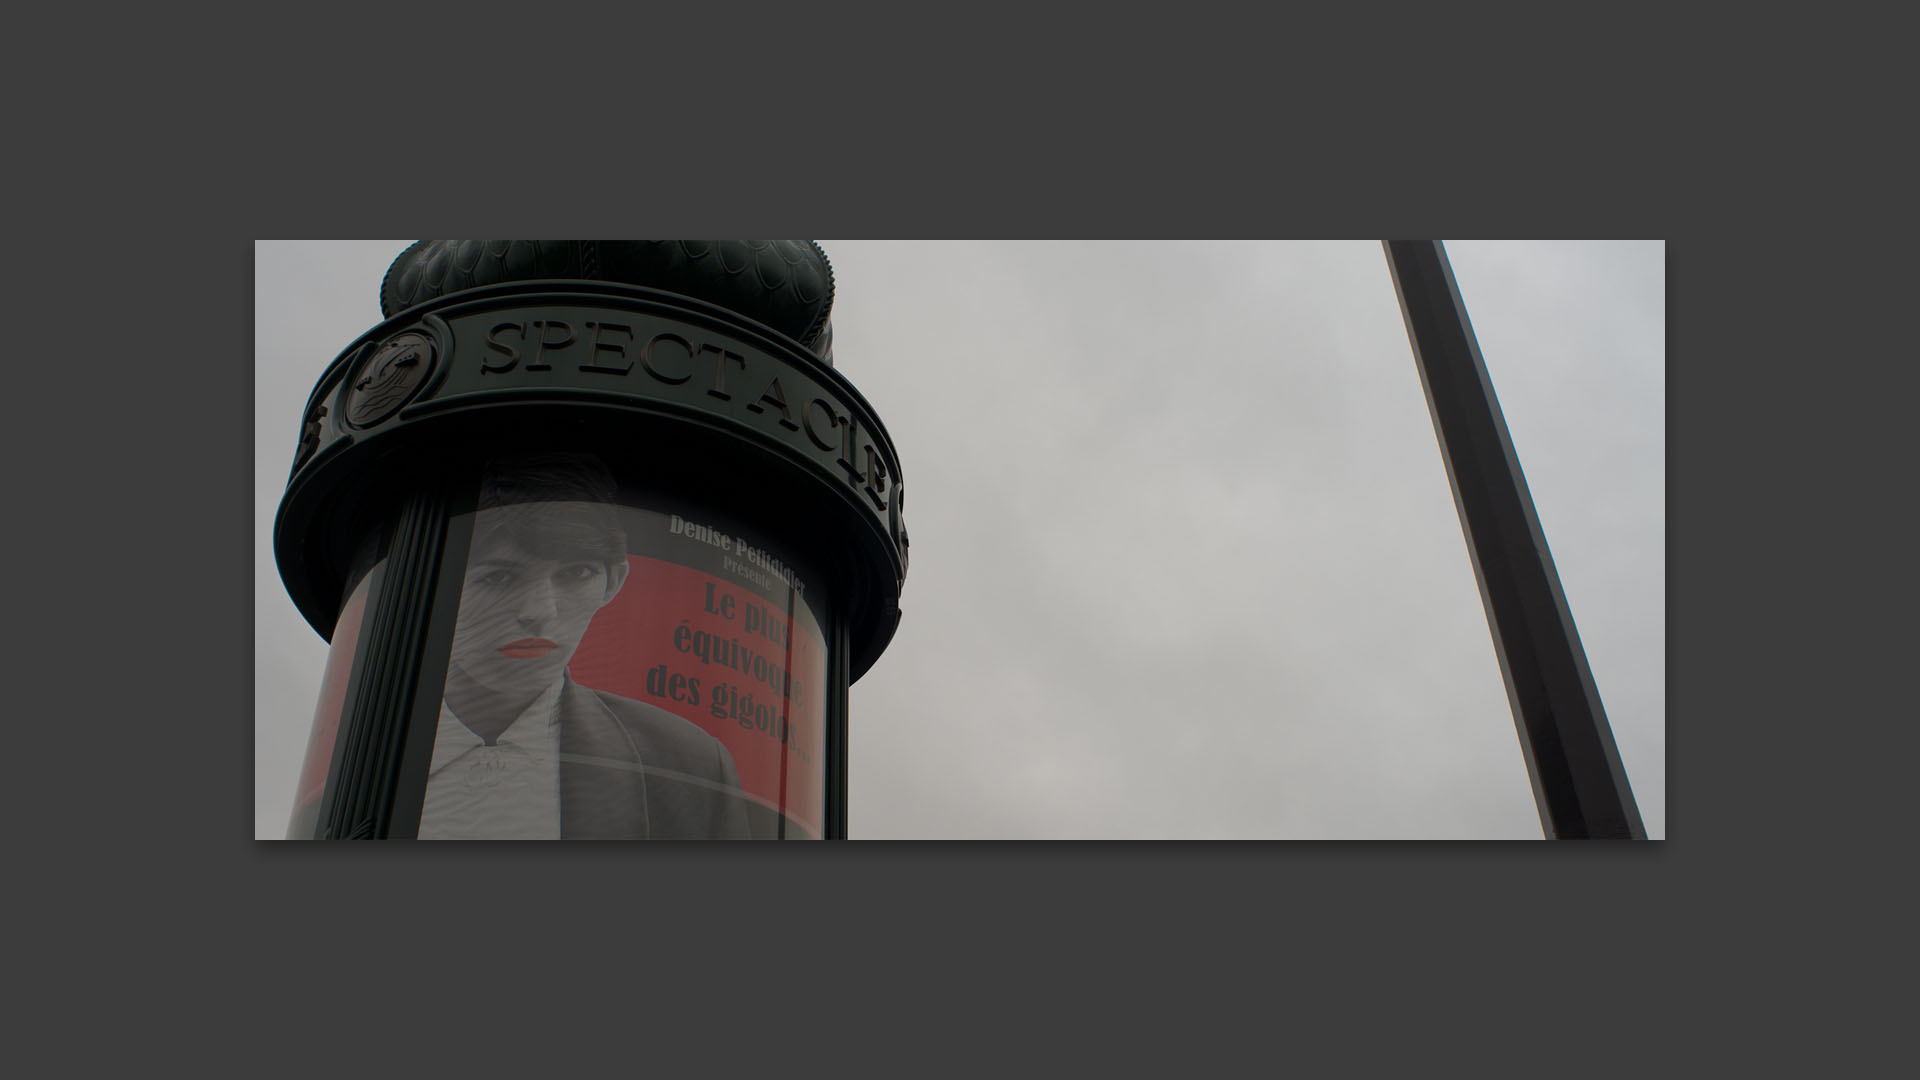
[558,678,753,839]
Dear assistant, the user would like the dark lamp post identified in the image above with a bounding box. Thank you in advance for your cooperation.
[1384,240,1645,840]
[275,241,907,840]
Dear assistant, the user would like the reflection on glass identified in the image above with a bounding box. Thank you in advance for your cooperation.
[286,562,380,840]
[418,455,752,839]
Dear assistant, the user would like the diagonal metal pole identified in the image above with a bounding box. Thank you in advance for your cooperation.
[1383,241,1646,839]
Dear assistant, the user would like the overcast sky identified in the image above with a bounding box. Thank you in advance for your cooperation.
[255,240,1664,840]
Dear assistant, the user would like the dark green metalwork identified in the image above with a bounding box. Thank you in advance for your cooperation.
[320,486,451,839]
[277,282,904,683]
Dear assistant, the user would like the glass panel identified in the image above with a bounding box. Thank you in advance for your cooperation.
[285,559,382,839]
[417,454,827,839]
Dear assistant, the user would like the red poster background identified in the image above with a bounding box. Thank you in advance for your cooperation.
[293,577,373,816]
[567,556,826,836]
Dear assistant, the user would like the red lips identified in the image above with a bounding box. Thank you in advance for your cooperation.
[498,638,559,659]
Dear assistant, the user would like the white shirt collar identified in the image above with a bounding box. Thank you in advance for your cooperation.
[431,680,563,775]
[418,681,567,840]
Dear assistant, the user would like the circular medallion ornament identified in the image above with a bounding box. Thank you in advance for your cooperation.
[344,331,436,429]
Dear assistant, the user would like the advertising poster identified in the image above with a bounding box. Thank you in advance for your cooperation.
[416,455,826,840]
[285,569,376,840]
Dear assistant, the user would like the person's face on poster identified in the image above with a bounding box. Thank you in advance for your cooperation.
[448,501,631,700]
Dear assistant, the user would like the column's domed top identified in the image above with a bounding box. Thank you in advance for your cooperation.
[381,240,836,363]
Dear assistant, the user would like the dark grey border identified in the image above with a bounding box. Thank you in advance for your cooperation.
[31,23,1830,1064]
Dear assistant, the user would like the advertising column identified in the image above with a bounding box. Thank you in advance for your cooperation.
[275,241,905,840]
